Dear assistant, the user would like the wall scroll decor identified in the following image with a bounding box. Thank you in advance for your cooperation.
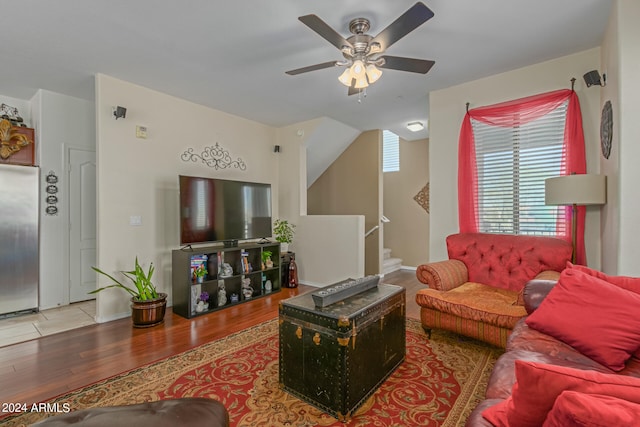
[45,171,59,215]
[413,182,430,214]
[600,100,613,159]
[181,142,246,170]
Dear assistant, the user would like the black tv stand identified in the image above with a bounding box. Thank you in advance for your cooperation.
[223,239,239,247]
[171,242,282,319]
[257,237,271,244]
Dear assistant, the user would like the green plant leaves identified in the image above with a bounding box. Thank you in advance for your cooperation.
[90,257,158,301]
[273,219,296,244]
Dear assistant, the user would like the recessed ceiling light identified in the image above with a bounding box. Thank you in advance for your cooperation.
[406,121,424,132]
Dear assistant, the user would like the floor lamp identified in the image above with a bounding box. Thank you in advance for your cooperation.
[545,174,607,264]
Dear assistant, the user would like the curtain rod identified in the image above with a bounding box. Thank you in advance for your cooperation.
[466,79,576,112]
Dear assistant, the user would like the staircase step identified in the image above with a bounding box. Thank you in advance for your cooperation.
[383,257,402,274]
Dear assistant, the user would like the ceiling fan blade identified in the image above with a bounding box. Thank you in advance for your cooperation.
[298,15,354,50]
[348,85,359,96]
[371,2,434,51]
[379,56,435,74]
[286,61,339,75]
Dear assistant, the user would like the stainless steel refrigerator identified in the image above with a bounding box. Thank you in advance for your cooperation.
[0,164,39,316]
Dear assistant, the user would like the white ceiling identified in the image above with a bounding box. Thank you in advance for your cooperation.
[1,0,612,141]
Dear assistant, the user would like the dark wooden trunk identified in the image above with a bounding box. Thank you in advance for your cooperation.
[279,283,406,421]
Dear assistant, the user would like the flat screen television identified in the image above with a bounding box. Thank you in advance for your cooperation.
[179,175,272,245]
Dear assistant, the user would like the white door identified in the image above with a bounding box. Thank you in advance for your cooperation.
[69,148,97,303]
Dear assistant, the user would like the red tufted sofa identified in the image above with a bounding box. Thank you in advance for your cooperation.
[415,233,572,347]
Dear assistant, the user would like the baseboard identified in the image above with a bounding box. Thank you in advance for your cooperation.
[94,300,173,324]
[401,265,417,271]
[297,280,323,288]
[95,311,130,324]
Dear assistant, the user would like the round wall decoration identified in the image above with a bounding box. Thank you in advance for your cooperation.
[46,171,59,184]
[600,100,613,159]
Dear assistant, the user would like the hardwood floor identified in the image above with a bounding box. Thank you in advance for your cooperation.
[0,270,423,408]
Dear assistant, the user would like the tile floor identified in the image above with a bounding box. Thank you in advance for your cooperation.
[0,300,96,348]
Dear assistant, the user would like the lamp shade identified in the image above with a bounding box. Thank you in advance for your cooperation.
[545,174,607,206]
[338,68,352,87]
[365,64,382,84]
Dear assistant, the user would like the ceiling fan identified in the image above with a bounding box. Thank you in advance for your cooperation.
[285,2,435,95]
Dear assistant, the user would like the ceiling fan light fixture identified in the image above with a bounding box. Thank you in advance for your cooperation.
[351,60,365,77]
[365,64,383,84]
[368,42,382,55]
[338,68,353,87]
[354,76,369,89]
[340,45,354,56]
[406,121,424,132]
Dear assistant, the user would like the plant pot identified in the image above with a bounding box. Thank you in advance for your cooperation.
[131,292,167,328]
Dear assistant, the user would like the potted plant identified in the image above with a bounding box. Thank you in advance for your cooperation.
[261,250,273,269]
[90,257,167,328]
[193,264,208,283]
[274,219,296,253]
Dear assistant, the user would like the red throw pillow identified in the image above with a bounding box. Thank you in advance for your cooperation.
[525,268,640,371]
[543,391,640,427]
[481,361,640,427]
[567,261,640,294]
[567,262,640,360]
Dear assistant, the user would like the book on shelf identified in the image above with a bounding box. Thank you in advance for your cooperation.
[241,250,251,273]
[190,254,208,279]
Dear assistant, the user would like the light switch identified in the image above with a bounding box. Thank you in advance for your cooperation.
[129,215,142,226]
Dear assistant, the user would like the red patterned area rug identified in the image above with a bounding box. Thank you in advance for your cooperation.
[2,318,501,427]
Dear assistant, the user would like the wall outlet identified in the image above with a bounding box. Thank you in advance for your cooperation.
[129,215,142,226]
[136,125,148,139]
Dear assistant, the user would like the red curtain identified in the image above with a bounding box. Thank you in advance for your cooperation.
[458,89,587,264]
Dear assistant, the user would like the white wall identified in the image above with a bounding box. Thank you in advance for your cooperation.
[429,48,603,267]
[304,117,360,187]
[275,121,366,286]
[95,74,277,322]
[600,1,621,275]
[601,0,640,275]
[32,90,96,309]
[295,215,365,286]
[615,0,640,275]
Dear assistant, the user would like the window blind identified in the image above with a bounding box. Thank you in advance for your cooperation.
[382,130,399,172]
[471,100,569,236]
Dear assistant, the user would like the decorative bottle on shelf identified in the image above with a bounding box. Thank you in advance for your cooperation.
[288,255,298,288]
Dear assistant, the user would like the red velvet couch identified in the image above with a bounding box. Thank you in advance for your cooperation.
[466,269,640,426]
[415,233,572,347]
